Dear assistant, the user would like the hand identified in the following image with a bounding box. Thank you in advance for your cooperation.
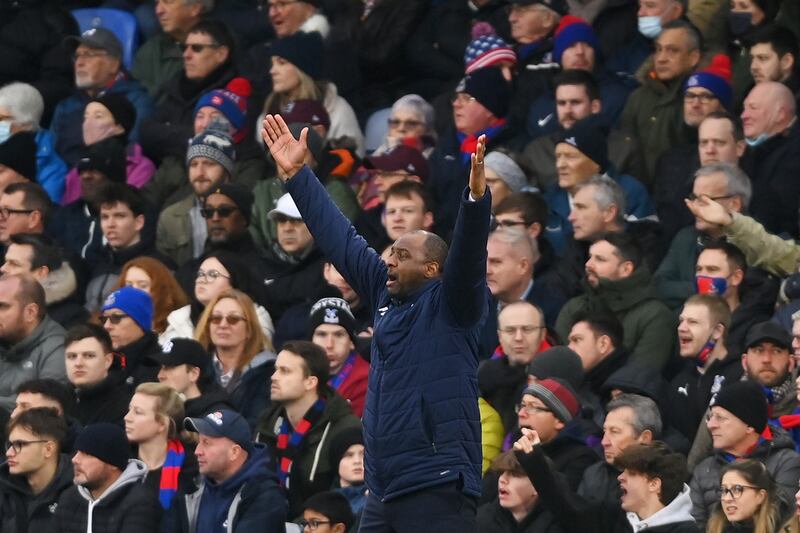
[469,134,487,199]
[684,195,733,227]
[512,428,541,454]
[261,114,308,181]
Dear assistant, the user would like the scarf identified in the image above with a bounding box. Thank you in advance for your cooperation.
[275,397,327,488]
[457,119,507,165]
[775,407,800,452]
[695,337,717,369]
[721,425,772,463]
[159,439,185,509]
[329,353,357,392]
[761,376,794,417]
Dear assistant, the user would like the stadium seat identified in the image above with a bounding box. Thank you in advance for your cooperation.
[71,8,140,70]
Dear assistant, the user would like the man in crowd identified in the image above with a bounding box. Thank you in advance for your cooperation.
[749,25,799,100]
[100,286,159,385]
[566,312,629,399]
[0,182,51,259]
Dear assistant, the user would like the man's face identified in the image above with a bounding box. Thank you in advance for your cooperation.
[568,320,606,370]
[1,243,35,278]
[453,93,496,136]
[684,87,722,128]
[323,263,357,304]
[497,305,545,366]
[194,106,228,136]
[268,0,315,37]
[638,0,678,18]
[0,279,28,345]
[517,393,563,442]
[5,425,51,476]
[372,171,413,201]
[384,193,432,241]
[696,248,736,296]
[555,143,599,193]
[601,407,643,463]
[183,31,228,81]
[102,307,144,349]
[79,170,108,203]
[385,233,435,299]
[205,192,248,245]
[312,324,354,373]
[555,85,597,130]
[743,340,793,387]
[100,202,144,250]
[158,364,197,395]
[155,0,202,36]
[561,42,596,71]
[741,84,779,139]
[692,173,740,233]
[271,349,314,402]
[485,168,512,208]
[10,392,62,420]
[275,215,313,254]
[194,434,236,480]
[698,118,745,165]
[653,28,699,82]
[792,319,800,361]
[0,191,37,244]
[497,470,538,512]
[750,43,788,83]
[707,405,751,452]
[486,238,529,302]
[189,157,228,197]
[568,185,612,241]
[73,44,120,90]
[585,240,629,288]
[66,337,113,388]
[72,451,114,491]
[618,469,653,514]
[677,303,717,357]
[508,4,553,44]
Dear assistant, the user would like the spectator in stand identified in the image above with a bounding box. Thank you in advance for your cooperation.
[65,323,131,427]
[0,82,66,202]
[726,2,780,104]
[0,123,38,193]
[133,0,212,97]
[706,460,783,533]
[10,379,76,439]
[483,151,527,209]
[55,423,161,531]
[371,94,437,158]
[60,94,155,206]
[300,491,356,533]
[116,256,189,343]
[52,28,153,166]
[749,25,799,102]
[195,289,275,427]
[309,298,369,418]
[0,182,51,259]
[328,427,367,516]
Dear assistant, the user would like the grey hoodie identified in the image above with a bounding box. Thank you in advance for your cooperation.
[627,484,695,531]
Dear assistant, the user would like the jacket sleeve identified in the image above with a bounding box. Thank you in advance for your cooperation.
[689,459,710,527]
[654,232,696,310]
[725,212,800,277]
[285,166,387,311]
[37,333,68,383]
[234,482,287,532]
[441,187,492,327]
[625,302,675,371]
[770,449,800,523]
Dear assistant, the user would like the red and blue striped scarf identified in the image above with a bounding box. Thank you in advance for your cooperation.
[721,425,772,463]
[159,439,185,509]
[329,353,357,392]
[457,119,507,165]
[276,397,327,488]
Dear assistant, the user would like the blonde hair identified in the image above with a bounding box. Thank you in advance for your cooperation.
[263,65,324,114]
[134,382,185,440]
[116,257,189,334]
[195,289,268,369]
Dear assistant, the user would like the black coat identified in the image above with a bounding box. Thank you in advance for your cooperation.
[73,367,132,427]
[261,244,328,323]
[117,332,161,386]
[476,499,565,533]
[0,454,73,533]
[184,385,235,419]
[478,357,527,433]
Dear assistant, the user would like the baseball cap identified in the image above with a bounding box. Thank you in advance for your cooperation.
[744,321,792,351]
[363,145,428,182]
[184,409,253,452]
[148,338,211,371]
[268,193,302,220]
[66,28,123,59]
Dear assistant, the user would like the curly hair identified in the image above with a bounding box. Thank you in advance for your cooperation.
[116,256,188,334]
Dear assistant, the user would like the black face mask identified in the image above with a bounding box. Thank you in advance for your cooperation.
[729,11,754,37]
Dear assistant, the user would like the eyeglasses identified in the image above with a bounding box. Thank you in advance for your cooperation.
[686,193,734,202]
[6,439,49,453]
[297,518,331,530]
[100,313,129,325]
[452,93,477,105]
[515,403,551,415]
[720,484,760,499]
[0,207,34,219]
[492,219,528,230]
[684,92,718,104]
[705,412,731,424]
[179,42,221,53]
[388,118,424,129]
[72,51,108,61]
[196,269,231,282]
[498,325,544,336]
[200,206,239,219]
[267,0,299,11]
[210,314,248,326]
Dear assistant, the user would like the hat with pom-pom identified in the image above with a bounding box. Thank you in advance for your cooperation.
[464,22,517,74]
[195,77,252,140]
[684,54,733,110]
[553,15,600,64]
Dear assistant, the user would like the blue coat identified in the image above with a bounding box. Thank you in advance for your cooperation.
[35,128,67,203]
[286,166,491,501]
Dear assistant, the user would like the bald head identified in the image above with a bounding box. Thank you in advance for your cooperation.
[411,230,449,274]
[742,81,796,139]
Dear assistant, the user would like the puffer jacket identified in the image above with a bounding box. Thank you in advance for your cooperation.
[34,128,67,203]
[0,453,73,533]
[0,315,66,411]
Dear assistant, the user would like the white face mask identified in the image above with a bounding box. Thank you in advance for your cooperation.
[0,121,12,145]
[82,117,120,146]
[638,15,662,39]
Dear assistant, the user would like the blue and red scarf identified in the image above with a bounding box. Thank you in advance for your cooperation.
[159,439,185,509]
[775,407,800,452]
[275,397,327,488]
[457,119,507,166]
[721,425,773,463]
[329,353,357,392]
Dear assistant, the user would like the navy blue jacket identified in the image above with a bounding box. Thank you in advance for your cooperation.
[286,166,491,501]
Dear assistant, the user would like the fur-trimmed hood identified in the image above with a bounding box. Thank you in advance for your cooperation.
[40,261,78,305]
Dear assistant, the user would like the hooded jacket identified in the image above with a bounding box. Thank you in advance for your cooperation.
[73,366,132,427]
[55,459,160,533]
[117,331,161,386]
[0,453,73,533]
[555,268,676,371]
[0,315,66,411]
[220,350,276,430]
[476,498,565,533]
[40,262,89,330]
[627,484,697,532]
[161,304,275,347]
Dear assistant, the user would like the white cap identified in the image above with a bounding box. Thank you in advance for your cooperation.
[268,193,302,220]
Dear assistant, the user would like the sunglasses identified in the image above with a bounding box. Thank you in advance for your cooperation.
[210,314,248,326]
[200,206,239,219]
[100,313,128,325]
[179,43,220,53]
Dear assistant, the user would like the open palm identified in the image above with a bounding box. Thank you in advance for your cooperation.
[261,114,308,180]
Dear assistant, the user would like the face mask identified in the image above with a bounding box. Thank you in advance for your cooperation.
[745,133,771,147]
[695,275,728,295]
[638,16,662,39]
[728,11,753,37]
[82,119,120,146]
[695,335,718,368]
[0,121,12,145]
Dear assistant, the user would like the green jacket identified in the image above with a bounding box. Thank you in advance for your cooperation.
[155,194,196,267]
[654,226,701,310]
[555,268,676,371]
[131,33,183,99]
[724,212,800,277]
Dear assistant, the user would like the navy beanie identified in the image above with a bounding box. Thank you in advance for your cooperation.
[271,31,324,80]
[74,423,130,471]
[557,117,609,172]
[457,67,511,119]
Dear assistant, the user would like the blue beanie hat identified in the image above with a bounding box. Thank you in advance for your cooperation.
[194,77,252,139]
[102,286,153,332]
[554,15,600,64]
[271,31,324,80]
[684,54,733,110]
[456,67,511,119]
[74,423,130,470]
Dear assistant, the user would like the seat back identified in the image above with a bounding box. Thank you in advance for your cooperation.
[71,8,140,70]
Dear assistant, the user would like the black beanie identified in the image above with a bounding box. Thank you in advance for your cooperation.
[557,117,610,173]
[77,136,127,183]
[308,297,357,343]
[271,31,324,80]
[303,491,355,529]
[712,380,768,433]
[328,426,363,469]
[205,183,254,224]
[91,93,137,135]
[0,131,37,181]
[74,423,130,471]
[527,346,585,390]
[457,67,511,119]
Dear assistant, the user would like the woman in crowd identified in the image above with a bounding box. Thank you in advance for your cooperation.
[706,460,781,533]
[124,382,195,510]
[162,250,274,344]
[117,256,189,343]
[195,289,275,427]
[371,94,436,158]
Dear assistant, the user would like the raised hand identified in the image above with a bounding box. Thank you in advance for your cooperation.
[469,134,487,199]
[684,194,733,227]
[512,428,541,454]
[261,114,308,181]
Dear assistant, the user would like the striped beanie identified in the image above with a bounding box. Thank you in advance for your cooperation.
[522,378,580,423]
[464,22,517,74]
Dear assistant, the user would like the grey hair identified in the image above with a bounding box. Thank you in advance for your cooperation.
[183,0,215,12]
[391,94,434,132]
[606,393,662,438]
[0,82,44,129]
[694,162,752,209]
[575,174,626,224]
[488,227,534,263]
